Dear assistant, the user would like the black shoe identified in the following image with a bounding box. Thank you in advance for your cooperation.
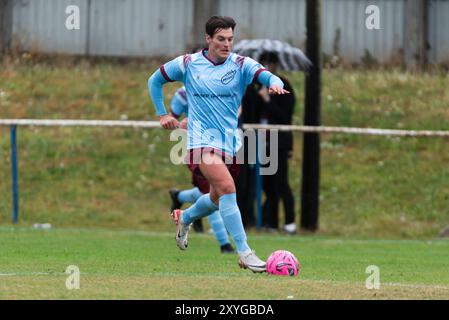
[169,188,182,212]
[220,243,236,254]
[192,219,204,233]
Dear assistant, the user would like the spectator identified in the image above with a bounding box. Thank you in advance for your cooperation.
[236,86,260,228]
[239,52,296,234]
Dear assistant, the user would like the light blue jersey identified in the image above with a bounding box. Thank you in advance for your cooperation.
[149,49,283,156]
[170,86,188,118]
[170,85,243,152]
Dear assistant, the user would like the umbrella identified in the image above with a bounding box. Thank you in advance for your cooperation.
[233,39,312,72]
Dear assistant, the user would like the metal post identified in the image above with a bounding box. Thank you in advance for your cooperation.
[85,0,92,56]
[11,125,19,223]
[404,0,428,70]
[301,0,322,231]
[0,0,13,54]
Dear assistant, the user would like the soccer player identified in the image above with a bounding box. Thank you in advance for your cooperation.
[169,86,236,254]
[148,16,289,273]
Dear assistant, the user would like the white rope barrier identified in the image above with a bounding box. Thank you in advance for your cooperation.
[244,124,449,137]
[0,119,161,128]
[0,119,449,137]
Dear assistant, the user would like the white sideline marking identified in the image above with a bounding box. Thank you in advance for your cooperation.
[0,272,65,276]
[1,272,448,291]
[301,279,449,290]
[0,226,446,245]
[383,282,449,290]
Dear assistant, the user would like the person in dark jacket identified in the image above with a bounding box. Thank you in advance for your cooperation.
[240,51,296,234]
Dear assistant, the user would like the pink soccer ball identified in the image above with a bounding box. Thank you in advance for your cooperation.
[266,250,300,277]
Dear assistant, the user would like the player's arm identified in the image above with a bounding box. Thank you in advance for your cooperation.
[179,117,188,130]
[256,70,290,95]
[147,58,184,129]
[168,111,187,130]
[170,92,189,130]
[243,57,289,95]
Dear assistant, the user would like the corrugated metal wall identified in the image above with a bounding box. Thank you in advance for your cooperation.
[322,0,405,63]
[8,0,449,63]
[219,0,406,63]
[218,0,307,48]
[11,0,193,56]
[88,0,193,56]
[12,0,88,54]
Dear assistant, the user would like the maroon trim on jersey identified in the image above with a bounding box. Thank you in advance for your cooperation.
[202,48,228,66]
[236,55,245,69]
[252,68,267,83]
[159,65,174,82]
[183,54,192,69]
[178,89,187,100]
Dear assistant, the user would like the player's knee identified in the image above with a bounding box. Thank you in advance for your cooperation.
[209,190,219,205]
[218,182,236,195]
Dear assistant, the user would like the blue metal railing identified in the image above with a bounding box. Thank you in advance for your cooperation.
[10,125,19,224]
[255,133,263,229]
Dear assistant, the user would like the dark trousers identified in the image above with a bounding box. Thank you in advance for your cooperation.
[262,148,295,228]
[236,162,256,228]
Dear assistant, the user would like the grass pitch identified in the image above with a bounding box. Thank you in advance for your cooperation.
[1,59,449,300]
[1,226,449,300]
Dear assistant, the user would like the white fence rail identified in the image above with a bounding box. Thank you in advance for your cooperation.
[1,119,449,137]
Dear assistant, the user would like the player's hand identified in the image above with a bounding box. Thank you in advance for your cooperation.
[179,118,188,130]
[269,85,290,95]
[159,114,179,130]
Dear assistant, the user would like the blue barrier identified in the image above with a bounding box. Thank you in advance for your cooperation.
[255,134,263,229]
[11,125,19,224]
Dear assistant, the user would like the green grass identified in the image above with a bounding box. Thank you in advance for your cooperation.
[1,59,449,238]
[1,226,449,299]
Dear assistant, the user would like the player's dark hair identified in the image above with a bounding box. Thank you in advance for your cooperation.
[259,51,280,65]
[205,16,236,37]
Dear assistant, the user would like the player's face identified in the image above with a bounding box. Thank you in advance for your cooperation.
[206,28,234,62]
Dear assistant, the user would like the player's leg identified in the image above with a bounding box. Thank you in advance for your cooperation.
[180,172,218,225]
[169,186,204,232]
[278,148,295,234]
[207,210,235,253]
[169,187,202,210]
[174,187,203,206]
[199,151,265,272]
[171,151,218,250]
[172,189,217,250]
[268,171,281,230]
[183,173,234,251]
[199,156,248,252]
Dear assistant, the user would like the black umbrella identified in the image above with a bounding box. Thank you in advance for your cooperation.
[233,39,312,72]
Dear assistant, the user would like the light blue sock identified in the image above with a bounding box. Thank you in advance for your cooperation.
[181,193,218,225]
[208,211,230,246]
[177,187,203,204]
[219,193,250,253]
